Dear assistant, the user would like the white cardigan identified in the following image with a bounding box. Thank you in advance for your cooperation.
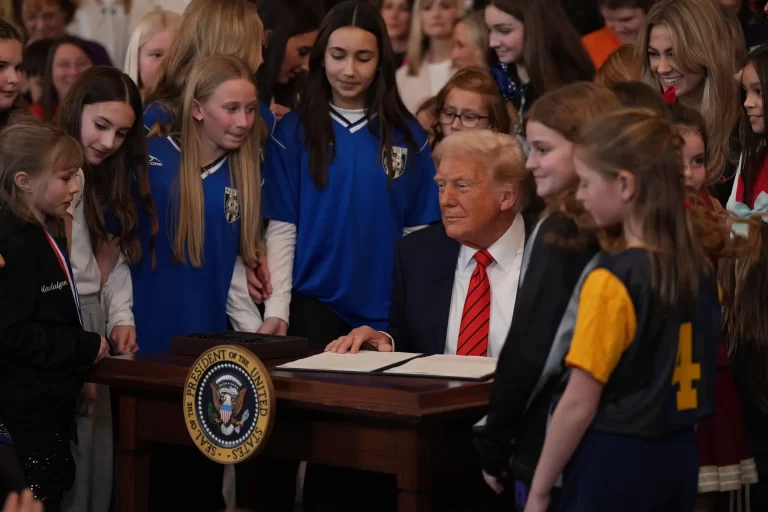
[395,59,454,114]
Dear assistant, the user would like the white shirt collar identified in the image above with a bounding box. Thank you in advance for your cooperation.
[458,213,525,274]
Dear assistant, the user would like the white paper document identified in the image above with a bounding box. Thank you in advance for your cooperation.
[383,354,497,380]
[275,351,422,373]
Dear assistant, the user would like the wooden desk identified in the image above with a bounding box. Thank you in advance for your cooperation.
[90,353,492,512]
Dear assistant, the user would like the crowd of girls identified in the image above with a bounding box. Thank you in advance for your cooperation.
[3,0,768,511]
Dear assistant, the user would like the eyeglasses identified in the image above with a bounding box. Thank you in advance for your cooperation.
[438,109,490,128]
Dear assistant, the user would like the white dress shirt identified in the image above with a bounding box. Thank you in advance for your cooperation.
[444,213,525,357]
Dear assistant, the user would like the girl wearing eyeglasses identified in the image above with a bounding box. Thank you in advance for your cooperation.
[430,66,519,148]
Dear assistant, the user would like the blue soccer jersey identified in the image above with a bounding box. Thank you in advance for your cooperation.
[131,136,244,352]
[262,107,441,329]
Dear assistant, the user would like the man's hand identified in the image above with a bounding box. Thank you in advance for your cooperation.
[94,336,110,364]
[2,490,43,512]
[325,326,394,353]
[257,317,288,336]
[246,255,273,304]
[111,325,138,355]
[76,382,98,417]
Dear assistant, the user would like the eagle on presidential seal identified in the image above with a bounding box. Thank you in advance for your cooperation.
[382,146,407,179]
[208,380,250,436]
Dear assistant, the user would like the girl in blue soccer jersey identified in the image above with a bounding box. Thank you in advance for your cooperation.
[525,109,752,512]
[131,55,266,354]
[263,0,441,349]
[143,0,284,319]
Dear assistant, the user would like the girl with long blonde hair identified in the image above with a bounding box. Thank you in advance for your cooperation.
[142,0,265,132]
[395,0,464,113]
[131,55,265,354]
[638,0,741,183]
[122,9,180,97]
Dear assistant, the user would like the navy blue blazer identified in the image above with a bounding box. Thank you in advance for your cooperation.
[387,214,536,355]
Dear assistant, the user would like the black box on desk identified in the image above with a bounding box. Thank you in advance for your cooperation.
[170,332,309,360]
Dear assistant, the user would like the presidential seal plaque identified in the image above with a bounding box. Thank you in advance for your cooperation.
[184,345,275,464]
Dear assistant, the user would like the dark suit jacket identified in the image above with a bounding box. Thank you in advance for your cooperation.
[387,213,536,355]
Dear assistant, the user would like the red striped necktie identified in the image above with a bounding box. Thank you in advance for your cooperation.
[457,249,493,357]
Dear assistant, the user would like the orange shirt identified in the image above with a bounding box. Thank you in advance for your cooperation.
[582,27,622,69]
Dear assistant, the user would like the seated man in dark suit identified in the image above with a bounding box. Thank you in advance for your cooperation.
[326,130,534,356]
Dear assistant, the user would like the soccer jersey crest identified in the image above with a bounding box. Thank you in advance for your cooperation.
[382,146,408,179]
[224,187,240,223]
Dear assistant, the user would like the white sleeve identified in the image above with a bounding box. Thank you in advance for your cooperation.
[103,253,135,335]
[727,152,745,210]
[227,256,264,332]
[263,221,296,324]
[403,224,428,237]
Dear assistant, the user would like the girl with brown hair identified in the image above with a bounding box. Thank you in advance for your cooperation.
[0,119,110,511]
[484,0,595,118]
[526,108,762,512]
[474,82,621,509]
[595,44,642,88]
[430,66,516,147]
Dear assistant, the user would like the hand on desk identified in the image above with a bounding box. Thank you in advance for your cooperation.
[325,326,394,353]
[2,490,42,512]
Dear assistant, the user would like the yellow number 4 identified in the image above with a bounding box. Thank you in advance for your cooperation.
[672,323,701,411]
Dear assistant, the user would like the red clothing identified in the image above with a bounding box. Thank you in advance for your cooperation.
[582,27,621,69]
[28,103,44,120]
[736,155,768,208]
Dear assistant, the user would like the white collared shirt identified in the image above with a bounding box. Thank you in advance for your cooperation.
[444,213,525,357]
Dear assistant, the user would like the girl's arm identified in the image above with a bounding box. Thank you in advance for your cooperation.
[102,253,136,353]
[227,257,264,332]
[404,138,442,229]
[260,220,295,335]
[527,369,602,502]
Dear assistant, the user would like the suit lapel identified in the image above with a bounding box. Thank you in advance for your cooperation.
[430,225,460,355]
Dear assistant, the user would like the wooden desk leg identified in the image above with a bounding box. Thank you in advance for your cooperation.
[116,394,150,512]
[396,430,432,512]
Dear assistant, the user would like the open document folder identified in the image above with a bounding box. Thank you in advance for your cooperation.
[275,351,497,381]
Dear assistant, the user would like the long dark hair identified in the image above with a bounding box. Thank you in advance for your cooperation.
[740,45,768,207]
[56,66,157,265]
[256,0,322,108]
[41,35,93,121]
[487,0,594,95]
[300,0,417,188]
[0,19,25,128]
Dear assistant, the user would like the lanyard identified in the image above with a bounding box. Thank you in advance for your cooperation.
[42,229,83,326]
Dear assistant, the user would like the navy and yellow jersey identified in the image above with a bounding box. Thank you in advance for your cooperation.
[262,108,441,329]
[131,135,242,353]
[565,248,720,436]
[142,101,277,141]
